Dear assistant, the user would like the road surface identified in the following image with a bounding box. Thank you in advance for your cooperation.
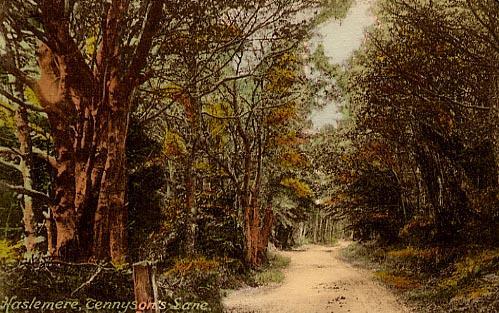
[223,242,411,313]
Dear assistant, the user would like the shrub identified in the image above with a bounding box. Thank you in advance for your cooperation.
[0,239,21,264]
[159,257,223,313]
[0,261,133,313]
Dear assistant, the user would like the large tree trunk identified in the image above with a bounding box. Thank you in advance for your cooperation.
[243,204,274,267]
[36,44,131,262]
[0,0,163,262]
[48,112,79,260]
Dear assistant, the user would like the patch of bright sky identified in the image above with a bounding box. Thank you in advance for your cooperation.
[310,0,376,129]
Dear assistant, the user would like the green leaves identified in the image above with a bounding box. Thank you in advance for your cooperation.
[314,0,355,25]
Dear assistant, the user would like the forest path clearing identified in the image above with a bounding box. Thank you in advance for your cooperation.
[223,241,411,313]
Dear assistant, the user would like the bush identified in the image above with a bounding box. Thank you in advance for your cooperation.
[340,242,499,313]
[158,257,224,313]
[0,261,133,313]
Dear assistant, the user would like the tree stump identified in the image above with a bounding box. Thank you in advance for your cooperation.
[133,261,160,313]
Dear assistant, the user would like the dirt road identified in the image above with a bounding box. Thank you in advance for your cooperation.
[223,242,411,313]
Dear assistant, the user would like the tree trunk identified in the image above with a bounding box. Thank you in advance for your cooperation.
[0,0,164,262]
[242,161,273,266]
[49,112,79,260]
[94,106,129,263]
[35,44,130,262]
[492,74,499,186]
[133,261,160,313]
[184,156,198,256]
[14,99,37,253]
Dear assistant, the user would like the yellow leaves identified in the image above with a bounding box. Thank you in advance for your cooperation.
[0,239,22,264]
[111,259,129,270]
[84,25,99,57]
[279,149,307,168]
[439,248,499,292]
[266,68,296,93]
[203,101,232,148]
[203,101,233,119]
[0,87,41,130]
[166,257,219,276]
[85,36,97,56]
[24,87,41,107]
[193,160,211,171]
[274,131,306,147]
[454,249,499,278]
[0,101,15,130]
[163,131,187,157]
[459,287,494,301]
[388,246,440,261]
[280,177,313,198]
[265,52,299,93]
[374,271,420,290]
[162,83,184,98]
[265,104,297,125]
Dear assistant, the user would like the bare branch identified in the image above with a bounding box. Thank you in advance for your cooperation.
[0,101,14,113]
[32,147,57,169]
[0,159,21,172]
[0,57,38,91]
[126,0,164,85]
[71,266,103,296]
[0,180,51,204]
[0,146,21,156]
[0,89,46,113]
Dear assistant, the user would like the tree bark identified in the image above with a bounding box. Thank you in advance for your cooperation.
[34,43,132,262]
[14,97,37,253]
[241,137,274,267]
[133,261,160,313]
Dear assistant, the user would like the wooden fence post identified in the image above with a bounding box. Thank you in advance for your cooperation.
[133,261,160,313]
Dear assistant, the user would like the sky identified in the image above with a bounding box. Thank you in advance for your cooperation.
[310,0,376,129]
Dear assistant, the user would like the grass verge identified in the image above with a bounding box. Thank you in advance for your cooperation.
[253,253,291,286]
[340,242,499,313]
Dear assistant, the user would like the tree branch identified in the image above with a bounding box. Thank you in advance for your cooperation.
[96,0,129,77]
[0,89,46,113]
[0,159,21,172]
[0,57,38,91]
[71,266,103,296]
[126,0,164,85]
[39,0,96,96]
[0,146,21,156]
[32,147,57,169]
[0,180,51,204]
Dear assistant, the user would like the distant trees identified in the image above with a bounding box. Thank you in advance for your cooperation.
[333,0,499,244]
